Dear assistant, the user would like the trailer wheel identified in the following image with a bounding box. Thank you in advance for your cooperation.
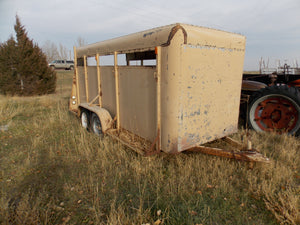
[80,110,89,130]
[91,113,102,135]
[248,85,300,135]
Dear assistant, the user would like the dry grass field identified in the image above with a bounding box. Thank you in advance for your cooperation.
[0,71,299,224]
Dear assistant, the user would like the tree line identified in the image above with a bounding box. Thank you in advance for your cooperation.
[42,37,86,63]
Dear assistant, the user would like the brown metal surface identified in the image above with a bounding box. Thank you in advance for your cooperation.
[188,145,269,162]
[88,95,99,106]
[79,103,113,132]
[114,52,120,130]
[221,137,244,150]
[96,53,102,107]
[156,46,162,151]
[161,24,187,47]
[107,128,152,155]
[242,80,267,91]
[99,66,116,116]
[118,66,157,141]
[84,55,89,102]
[69,46,80,114]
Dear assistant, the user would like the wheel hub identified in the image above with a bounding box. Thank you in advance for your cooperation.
[254,97,298,132]
[270,109,281,122]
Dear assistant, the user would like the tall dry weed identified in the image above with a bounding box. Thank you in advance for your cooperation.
[1,71,299,224]
[244,132,300,224]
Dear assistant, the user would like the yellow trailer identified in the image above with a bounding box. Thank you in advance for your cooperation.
[69,23,268,162]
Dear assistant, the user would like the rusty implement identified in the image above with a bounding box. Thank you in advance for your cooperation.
[106,128,269,163]
[187,137,270,163]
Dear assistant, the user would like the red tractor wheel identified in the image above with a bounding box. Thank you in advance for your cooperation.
[248,85,300,135]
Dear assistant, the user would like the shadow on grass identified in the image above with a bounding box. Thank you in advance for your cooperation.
[8,146,71,224]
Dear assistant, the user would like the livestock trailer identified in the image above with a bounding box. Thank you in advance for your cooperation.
[69,23,267,161]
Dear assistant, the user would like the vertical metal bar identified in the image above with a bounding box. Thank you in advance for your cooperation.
[114,51,120,130]
[156,46,162,151]
[96,53,102,107]
[73,46,80,106]
[84,55,89,102]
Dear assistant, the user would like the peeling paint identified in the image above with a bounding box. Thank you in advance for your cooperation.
[143,32,154,38]
[188,109,201,117]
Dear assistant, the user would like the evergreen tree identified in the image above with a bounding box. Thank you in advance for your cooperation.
[0,36,18,95]
[0,16,56,95]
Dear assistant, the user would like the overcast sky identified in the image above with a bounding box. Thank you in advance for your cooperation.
[0,0,299,70]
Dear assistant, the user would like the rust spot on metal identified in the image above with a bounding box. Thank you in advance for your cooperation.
[72,75,76,84]
[145,132,161,156]
[162,24,187,47]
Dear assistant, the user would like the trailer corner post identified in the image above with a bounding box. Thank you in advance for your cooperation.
[96,53,102,107]
[84,55,89,102]
[114,51,120,130]
[73,46,80,106]
[156,46,162,151]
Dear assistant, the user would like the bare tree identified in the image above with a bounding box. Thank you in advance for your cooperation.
[76,36,87,47]
[42,40,59,62]
[59,43,69,60]
[43,41,73,61]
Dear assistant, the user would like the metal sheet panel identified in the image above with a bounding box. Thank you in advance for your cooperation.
[119,66,157,141]
[160,27,246,153]
[77,24,174,57]
[87,66,98,102]
[184,24,245,50]
[177,45,244,151]
[100,66,116,116]
[160,31,183,153]
[77,67,87,103]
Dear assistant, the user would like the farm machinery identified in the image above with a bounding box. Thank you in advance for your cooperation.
[241,64,300,136]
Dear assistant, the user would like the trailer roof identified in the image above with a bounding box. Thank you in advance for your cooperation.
[76,23,245,58]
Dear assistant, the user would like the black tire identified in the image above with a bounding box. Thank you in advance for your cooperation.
[248,85,300,136]
[69,66,74,70]
[50,65,55,70]
[91,113,102,135]
[80,110,89,130]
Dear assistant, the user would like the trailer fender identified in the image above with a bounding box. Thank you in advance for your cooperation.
[79,103,113,133]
